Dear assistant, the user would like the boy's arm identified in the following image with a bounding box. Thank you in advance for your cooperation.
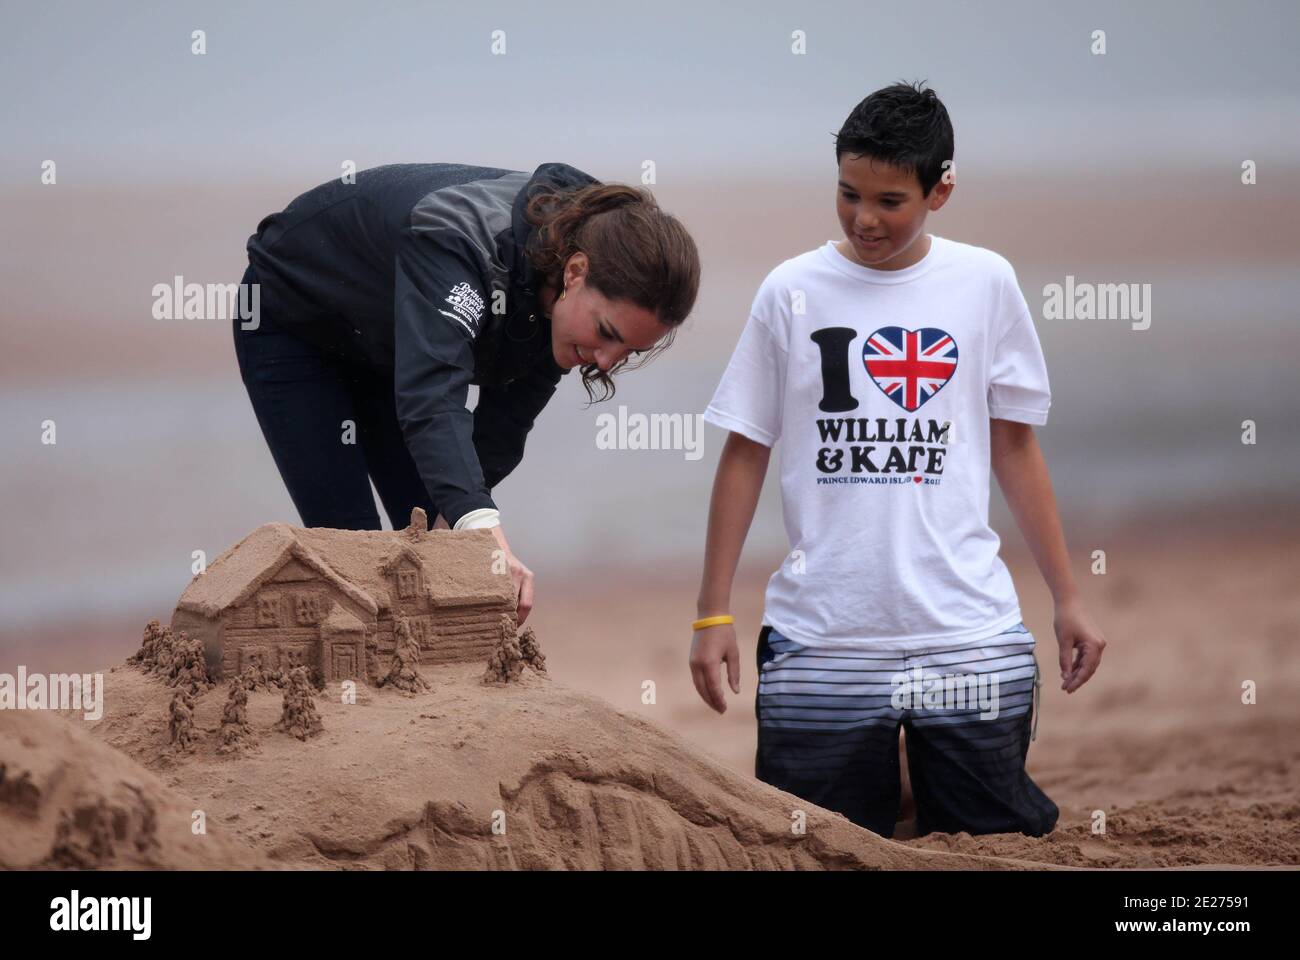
[990,418,1107,693]
[691,430,771,714]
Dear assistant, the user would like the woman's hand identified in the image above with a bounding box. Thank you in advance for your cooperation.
[689,621,741,714]
[488,524,534,625]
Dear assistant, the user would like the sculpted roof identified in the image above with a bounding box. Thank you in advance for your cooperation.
[176,510,512,619]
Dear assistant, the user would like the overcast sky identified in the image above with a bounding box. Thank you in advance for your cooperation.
[3,0,1298,182]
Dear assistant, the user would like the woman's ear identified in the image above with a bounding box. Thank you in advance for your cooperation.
[564,252,589,290]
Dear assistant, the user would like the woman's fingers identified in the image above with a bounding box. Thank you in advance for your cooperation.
[516,562,534,625]
[486,526,533,625]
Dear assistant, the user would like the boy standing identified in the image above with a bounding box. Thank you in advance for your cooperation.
[691,82,1107,838]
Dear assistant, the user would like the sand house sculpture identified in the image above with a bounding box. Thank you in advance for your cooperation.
[170,508,516,685]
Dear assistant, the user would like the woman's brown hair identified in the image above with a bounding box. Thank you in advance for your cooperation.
[524,182,700,402]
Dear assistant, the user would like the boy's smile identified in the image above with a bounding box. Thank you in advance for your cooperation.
[834,153,953,271]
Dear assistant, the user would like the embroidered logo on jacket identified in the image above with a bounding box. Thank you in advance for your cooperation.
[439,282,486,335]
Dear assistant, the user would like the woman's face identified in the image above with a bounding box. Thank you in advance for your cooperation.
[546,253,668,372]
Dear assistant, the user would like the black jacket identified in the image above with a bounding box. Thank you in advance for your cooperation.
[245,162,599,526]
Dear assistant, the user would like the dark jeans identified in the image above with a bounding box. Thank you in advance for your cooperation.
[232,264,438,530]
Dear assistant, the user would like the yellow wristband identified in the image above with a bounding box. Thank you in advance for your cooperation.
[692,615,735,631]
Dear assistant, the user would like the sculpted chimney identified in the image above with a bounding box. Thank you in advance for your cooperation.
[407,507,428,538]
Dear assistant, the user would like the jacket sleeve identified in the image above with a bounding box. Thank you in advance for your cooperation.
[392,228,496,527]
[473,358,563,490]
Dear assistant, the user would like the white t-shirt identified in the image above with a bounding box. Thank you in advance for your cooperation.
[703,235,1051,652]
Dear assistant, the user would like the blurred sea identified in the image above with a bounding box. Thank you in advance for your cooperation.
[2,173,1298,635]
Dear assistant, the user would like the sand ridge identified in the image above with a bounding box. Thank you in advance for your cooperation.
[1,658,1053,871]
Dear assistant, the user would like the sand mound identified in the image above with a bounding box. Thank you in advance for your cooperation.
[906,714,1300,868]
[0,705,270,870]
[911,793,1300,868]
[53,661,1047,870]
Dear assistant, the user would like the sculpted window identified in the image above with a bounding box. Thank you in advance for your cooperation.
[256,595,279,627]
[396,569,419,599]
[295,594,323,624]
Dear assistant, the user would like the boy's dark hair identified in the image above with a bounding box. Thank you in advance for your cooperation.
[834,80,954,197]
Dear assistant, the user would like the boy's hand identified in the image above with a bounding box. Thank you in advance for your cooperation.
[1054,598,1106,693]
[689,622,741,714]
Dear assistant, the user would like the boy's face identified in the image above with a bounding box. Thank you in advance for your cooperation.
[835,153,953,270]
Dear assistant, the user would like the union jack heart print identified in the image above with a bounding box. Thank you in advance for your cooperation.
[862,327,959,412]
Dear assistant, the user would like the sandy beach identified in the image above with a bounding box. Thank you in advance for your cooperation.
[529,504,1300,868]
[3,505,1296,869]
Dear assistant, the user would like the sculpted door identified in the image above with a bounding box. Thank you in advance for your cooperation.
[330,643,358,682]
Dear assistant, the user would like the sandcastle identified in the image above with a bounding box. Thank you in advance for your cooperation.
[126,510,550,755]
[168,508,516,686]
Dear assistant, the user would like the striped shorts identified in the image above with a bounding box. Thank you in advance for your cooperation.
[755,621,1058,839]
